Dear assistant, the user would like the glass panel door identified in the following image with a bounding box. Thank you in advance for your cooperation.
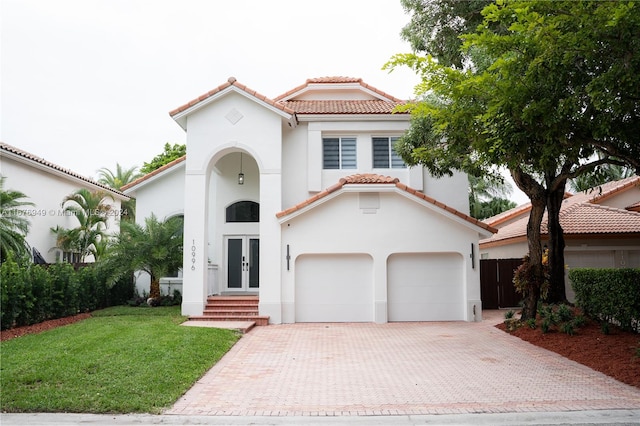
[227,238,243,289]
[248,238,259,288]
[226,236,259,291]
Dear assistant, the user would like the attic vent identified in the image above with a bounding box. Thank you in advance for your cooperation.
[226,108,243,125]
[359,192,379,214]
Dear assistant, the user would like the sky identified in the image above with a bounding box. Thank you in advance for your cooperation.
[1,0,529,204]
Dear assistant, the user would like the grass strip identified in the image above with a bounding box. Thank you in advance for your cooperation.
[0,306,240,413]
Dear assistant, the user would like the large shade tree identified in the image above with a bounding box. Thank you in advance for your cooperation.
[140,143,186,174]
[0,176,34,262]
[387,0,640,319]
[102,214,183,300]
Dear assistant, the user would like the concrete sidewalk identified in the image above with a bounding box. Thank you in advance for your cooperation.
[3,409,640,425]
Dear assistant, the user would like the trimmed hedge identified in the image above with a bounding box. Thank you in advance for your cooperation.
[570,268,640,332]
[0,256,134,330]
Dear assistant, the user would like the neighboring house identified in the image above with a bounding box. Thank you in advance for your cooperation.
[123,76,496,323]
[480,175,640,302]
[0,142,128,263]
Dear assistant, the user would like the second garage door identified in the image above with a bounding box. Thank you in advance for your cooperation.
[388,252,464,321]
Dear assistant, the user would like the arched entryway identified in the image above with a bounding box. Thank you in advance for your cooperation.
[207,151,260,294]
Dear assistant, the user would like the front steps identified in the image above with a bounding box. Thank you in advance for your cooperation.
[188,296,269,328]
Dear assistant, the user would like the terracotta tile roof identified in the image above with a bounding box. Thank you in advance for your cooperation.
[480,176,640,247]
[0,142,129,199]
[567,175,640,205]
[627,200,640,212]
[555,202,640,235]
[279,100,407,115]
[169,77,296,117]
[276,173,497,234]
[484,176,640,228]
[273,76,405,103]
[120,155,186,192]
[482,201,537,228]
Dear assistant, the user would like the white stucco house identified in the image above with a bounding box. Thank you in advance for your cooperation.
[0,142,128,263]
[123,76,496,323]
[480,175,640,302]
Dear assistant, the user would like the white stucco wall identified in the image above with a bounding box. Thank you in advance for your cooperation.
[0,153,123,263]
[179,89,285,318]
[280,188,486,323]
[130,164,185,225]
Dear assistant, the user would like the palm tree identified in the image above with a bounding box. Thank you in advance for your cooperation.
[96,164,141,222]
[96,164,141,190]
[102,214,183,300]
[569,164,634,192]
[468,174,515,219]
[0,177,34,261]
[51,189,113,263]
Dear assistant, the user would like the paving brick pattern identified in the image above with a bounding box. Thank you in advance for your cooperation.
[168,314,640,416]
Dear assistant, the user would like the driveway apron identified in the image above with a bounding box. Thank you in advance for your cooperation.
[167,312,640,416]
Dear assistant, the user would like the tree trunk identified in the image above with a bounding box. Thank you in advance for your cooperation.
[511,168,547,320]
[149,278,161,300]
[545,182,567,303]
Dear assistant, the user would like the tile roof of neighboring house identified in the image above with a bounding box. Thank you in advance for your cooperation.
[484,175,640,228]
[273,76,405,103]
[169,77,297,118]
[481,175,640,246]
[120,155,186,192]
[0,142,129,199]
[276,173,497,234]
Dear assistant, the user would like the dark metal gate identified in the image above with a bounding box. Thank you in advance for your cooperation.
[480,258,523,309]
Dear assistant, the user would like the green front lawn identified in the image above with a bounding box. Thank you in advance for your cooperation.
[0,306,240,413]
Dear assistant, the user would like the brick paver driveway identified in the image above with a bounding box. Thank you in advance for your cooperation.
[168,312,640,416]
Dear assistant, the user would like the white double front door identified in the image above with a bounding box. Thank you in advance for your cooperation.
[225,235,259,292]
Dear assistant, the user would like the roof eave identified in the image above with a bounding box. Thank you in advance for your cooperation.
[170,84,295,131]
[1,146,129,200]
[122,157,186,194]
[296,113,410,122]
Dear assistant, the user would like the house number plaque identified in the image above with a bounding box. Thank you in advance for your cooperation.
[191,239,196,271]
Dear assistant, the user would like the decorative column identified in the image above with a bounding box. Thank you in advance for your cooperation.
[181,169,209,317]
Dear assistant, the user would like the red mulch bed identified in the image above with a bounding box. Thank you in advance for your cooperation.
[496,317,640,389]
[0,313,91,342]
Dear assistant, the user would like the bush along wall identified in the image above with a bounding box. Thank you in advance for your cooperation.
[570,268,640,333]
[0,255,134,330]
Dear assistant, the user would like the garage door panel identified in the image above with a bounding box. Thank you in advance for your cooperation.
[295,254,373,322]
[388,253,464,321]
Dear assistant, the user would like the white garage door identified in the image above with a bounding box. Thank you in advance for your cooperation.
[295,254,373,322]
[388,253,464,321]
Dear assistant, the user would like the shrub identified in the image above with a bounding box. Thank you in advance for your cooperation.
[570,268,640,333]
[0,259,136,330]
[526,318,537,329]
[556,304,574,322]
[504,310,515,319]
[561,321,575,336]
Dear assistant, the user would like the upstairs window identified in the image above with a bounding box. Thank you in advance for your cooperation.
[372,137,406,168]
[323,137,357,169]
